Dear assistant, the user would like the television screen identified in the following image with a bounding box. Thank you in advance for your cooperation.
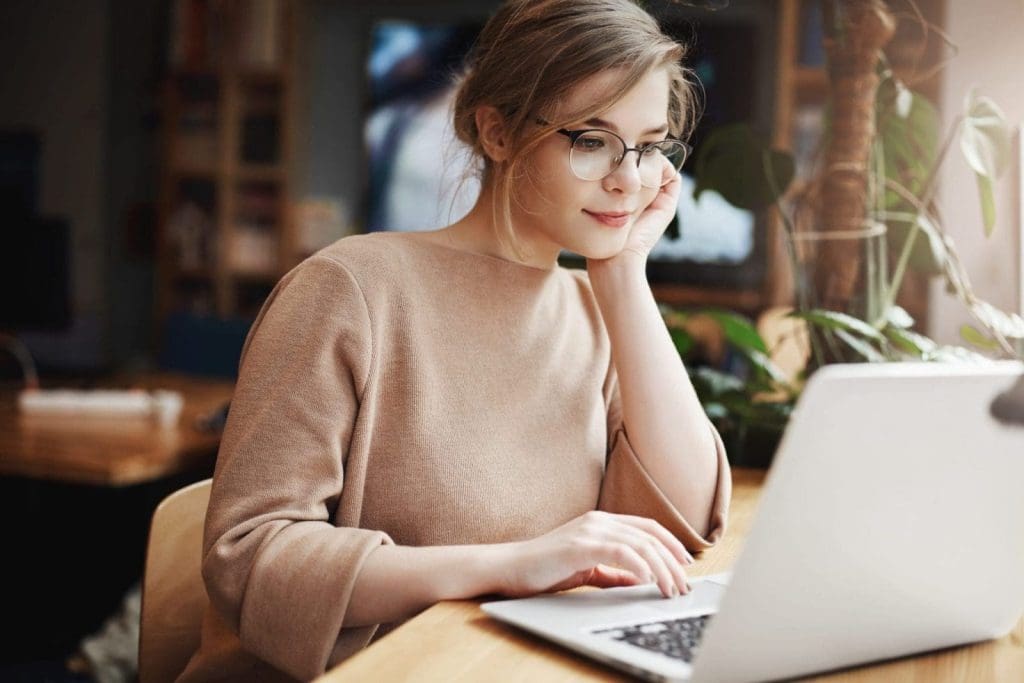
[363,8,773,291]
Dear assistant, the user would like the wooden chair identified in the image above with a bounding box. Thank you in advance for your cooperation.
[139,479,212,683]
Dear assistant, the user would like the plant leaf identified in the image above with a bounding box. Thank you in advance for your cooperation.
[745,348,791,385]
[896,82,913,118]
[790,309,886,342]
[669,327,695,357]
[693,124,795,210]
[961,89,1011,180]
[835,329,886,361]
[959,324,1001,350]
[977,173,996,236]
[879,88,939,204]
[885,305,915,329]
[884,326,936,358]
[960,89,1012,235]
[885,211,947,275]
[973,301,1024,339]
[690,366,745,397]
[704,310,768,354]
[703,402,728,420]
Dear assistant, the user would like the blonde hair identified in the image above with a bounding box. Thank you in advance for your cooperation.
[451,0,700,258]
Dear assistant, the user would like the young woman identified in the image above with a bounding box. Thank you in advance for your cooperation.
[177,1,731,681]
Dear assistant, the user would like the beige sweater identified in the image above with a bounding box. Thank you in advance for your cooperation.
[176,231,731,683]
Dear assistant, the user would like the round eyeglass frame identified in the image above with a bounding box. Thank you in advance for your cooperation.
[555,127,693,188]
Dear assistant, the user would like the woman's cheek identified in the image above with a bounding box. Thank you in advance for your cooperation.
[640,184,660,207]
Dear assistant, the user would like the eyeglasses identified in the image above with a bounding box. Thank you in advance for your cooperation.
[556,128,692,189]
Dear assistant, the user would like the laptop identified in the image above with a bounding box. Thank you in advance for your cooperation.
[481,361,1024,682]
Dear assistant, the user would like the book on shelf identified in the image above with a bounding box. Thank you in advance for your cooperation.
[236,183,279,217]
[236,0,284,69]
[175,101,219,166]
[168,201,217,271]
[168,0,221,70]
[169,0,283,71]
[230,225,278,274]
[241,113,280,163]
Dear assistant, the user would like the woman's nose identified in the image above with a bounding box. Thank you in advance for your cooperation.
[603,152,643,193]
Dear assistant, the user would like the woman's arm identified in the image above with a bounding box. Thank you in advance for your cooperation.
[342,543,511,627]
[588,256,719,537]
[586,168,721,539]
[343,509,698,628]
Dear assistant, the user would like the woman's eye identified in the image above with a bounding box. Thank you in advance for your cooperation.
[576,136,605,151]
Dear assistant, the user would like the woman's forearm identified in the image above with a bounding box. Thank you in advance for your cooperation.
[342,542,516,628]
[588,255,719,537]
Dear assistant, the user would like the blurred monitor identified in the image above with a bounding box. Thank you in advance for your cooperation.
[0,216,72,333]
[0,131,71,332]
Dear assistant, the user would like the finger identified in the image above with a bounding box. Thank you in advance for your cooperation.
[659,157,681,189]
[608,522,690,596]
[601,528,680,598]
[587,564,645,588]
[580,539,652,589]
[610,513,695,567]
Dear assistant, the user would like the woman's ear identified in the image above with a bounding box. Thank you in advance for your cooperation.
[475,105,511,163]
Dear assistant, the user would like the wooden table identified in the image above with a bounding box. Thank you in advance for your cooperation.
[318,468,1024,682]
[0,372,234,486]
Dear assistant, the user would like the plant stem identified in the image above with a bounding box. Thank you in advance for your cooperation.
[884,216,919,318]
[764,150,826,369]
[919,114,963,208]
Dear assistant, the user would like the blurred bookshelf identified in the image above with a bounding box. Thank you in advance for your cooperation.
[156,0,296,342]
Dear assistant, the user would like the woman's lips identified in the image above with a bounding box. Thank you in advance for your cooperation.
[584,210,631,228]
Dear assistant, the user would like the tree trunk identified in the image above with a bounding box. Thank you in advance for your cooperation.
[815,0,896,312]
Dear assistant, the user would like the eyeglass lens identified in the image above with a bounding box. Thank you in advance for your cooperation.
[569,131,687,188]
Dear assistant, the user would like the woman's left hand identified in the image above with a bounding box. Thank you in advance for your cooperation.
[603,158,682,265]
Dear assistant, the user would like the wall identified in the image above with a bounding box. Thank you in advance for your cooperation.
[105,0,164,370]
[929,1,1024,344]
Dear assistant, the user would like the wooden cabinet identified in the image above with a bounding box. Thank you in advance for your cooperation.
[155,0,296,335]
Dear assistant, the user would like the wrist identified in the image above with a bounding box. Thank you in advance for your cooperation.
[587,253,649,306]
[480,541,523,597]
[588,252,646,286]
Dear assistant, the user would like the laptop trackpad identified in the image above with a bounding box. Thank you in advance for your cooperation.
[650,577,728,614]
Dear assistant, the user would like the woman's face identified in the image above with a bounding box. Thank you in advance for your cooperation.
[510,66,671,261]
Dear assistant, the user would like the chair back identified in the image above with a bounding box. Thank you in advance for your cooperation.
[139,479,212,683]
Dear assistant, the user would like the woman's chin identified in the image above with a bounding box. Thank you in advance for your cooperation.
[572,241,629,261]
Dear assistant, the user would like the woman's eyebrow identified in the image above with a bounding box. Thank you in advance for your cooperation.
[583,117,670,136]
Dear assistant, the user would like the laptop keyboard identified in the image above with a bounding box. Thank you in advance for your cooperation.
[591,614,712,663]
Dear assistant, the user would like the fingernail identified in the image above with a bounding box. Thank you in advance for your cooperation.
[670,585,679,597]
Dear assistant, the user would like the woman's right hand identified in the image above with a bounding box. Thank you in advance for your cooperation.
[498,510,695,599]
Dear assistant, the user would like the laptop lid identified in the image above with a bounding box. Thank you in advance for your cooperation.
[692,361,1024,682]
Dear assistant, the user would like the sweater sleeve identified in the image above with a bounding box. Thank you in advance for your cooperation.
[199,255,393,681]
[596,361,732,553]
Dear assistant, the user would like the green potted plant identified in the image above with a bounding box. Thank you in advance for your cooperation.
[670,0,1021,467]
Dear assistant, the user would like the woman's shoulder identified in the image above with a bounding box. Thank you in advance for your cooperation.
[314,231,405,273]
[289,231,430,294]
